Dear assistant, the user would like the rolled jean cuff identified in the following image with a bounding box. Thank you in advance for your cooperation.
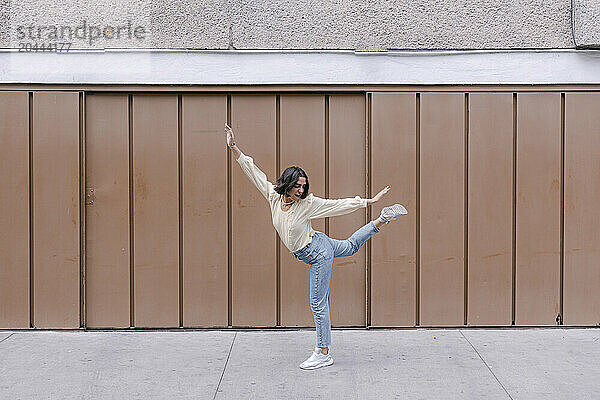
[370,220,380,233]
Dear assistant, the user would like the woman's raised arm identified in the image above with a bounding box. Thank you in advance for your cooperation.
[224,123,275,201]
[306,185,390,219]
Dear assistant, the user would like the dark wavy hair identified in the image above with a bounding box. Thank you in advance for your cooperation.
[274,166,309,199]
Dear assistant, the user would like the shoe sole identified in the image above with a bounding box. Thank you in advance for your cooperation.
[299,358,334,370]
[381,204,408,222]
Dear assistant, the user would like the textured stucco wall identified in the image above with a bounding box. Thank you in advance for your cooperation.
[229,0,574,50]
[573,0,600,47]
[0,0,596,50]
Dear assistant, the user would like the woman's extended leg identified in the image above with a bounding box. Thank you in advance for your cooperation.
[328,220,381,258]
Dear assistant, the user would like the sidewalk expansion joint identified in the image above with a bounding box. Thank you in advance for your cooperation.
[213,331,237,400]
[0,333,15,345]
[459,330,514,400]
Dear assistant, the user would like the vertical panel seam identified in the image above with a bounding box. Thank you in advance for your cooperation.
[128,94,134,328]
[227,94,232,328]
[415,93,421,327]
[178,94,183,328]
[80,91,86,329]
[325,95,329,236]
[559,92,565,325]
[366,92,372,327]
[29,91,34,329]
[276,95,281,327]
[464,93,469,326]
[512,93,517,326]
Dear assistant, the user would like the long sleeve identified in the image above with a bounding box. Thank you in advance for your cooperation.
[306,193,368,220]
[236,151,275,201]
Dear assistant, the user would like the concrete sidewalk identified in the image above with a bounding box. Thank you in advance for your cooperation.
[1,328,599,399]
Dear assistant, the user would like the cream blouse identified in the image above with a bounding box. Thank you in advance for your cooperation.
[236,151,368,253]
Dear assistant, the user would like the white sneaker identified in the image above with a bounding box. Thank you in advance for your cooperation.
[299,347,334,370]
[378,203,408,224]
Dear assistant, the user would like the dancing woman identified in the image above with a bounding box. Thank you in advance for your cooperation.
[224,124,407,370]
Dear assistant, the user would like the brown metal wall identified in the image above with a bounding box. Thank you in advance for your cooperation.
[467,93,513,325]
[419,93,465,326]
[515,93,561,325]
[563,93,600,325]
[85,94,130,328]
[0,92,29,328]
[33,92,81,328]
[1,88,600,329]
[182,95,228,327]
[132,95,180,327]
[370,93,417,327]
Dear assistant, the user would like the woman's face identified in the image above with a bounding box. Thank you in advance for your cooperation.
[287,176,307,202]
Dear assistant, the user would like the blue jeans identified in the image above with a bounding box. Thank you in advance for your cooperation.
[292,221,380,347]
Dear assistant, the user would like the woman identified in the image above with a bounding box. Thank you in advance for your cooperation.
[224,123,407,370]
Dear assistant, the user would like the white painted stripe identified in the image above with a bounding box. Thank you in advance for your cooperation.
[1,49,599,85]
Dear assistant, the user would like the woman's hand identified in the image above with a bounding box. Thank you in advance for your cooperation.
[224,123,242,159]
[368,185,390,204]
[224,123,235,146]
